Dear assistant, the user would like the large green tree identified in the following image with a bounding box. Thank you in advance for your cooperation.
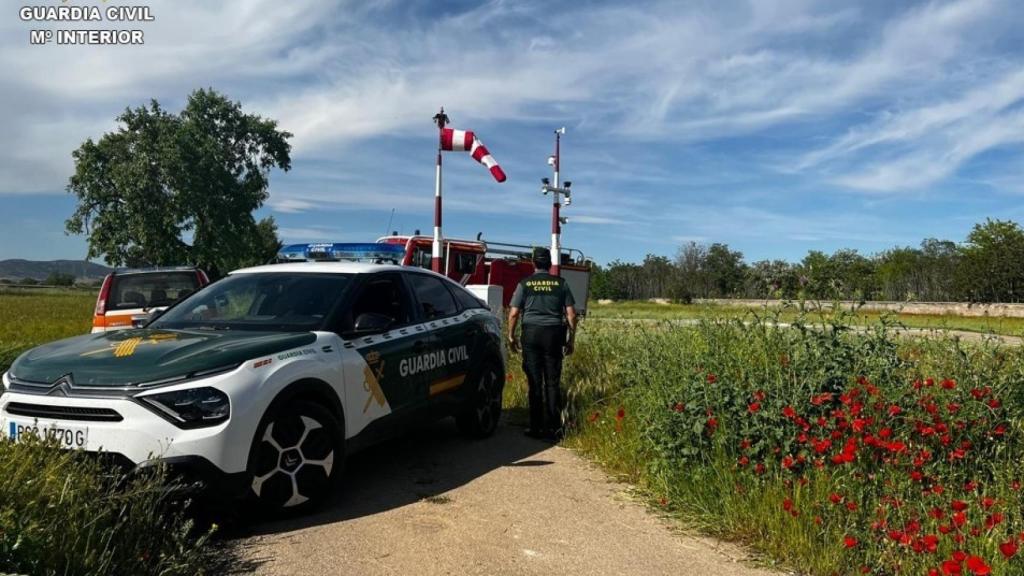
[955,219,1024,302]
[66,88,291,277]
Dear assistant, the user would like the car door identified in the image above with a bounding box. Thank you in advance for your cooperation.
[341,272,432,428]
[405,272,471,409]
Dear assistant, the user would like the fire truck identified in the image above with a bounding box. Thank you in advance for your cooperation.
[375,234,592,315]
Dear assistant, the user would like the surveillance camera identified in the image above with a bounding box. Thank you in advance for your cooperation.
[559,216,568,224]
[564,181,572,188]
[541,177,550,185]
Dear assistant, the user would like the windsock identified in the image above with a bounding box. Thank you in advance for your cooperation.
[440,128,507,183]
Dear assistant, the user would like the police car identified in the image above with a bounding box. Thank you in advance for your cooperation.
[0,244,506,511]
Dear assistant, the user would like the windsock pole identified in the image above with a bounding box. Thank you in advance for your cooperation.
[432,108,449,273]
[550,128,565,276]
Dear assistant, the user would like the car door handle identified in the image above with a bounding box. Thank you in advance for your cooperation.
[412,340,427,352]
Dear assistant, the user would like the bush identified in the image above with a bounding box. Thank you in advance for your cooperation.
[562,307,1024,574]
[0,436,237,576]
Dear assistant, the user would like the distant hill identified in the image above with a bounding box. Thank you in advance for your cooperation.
[0,259,112,281]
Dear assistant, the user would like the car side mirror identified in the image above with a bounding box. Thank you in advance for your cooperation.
[352,312,393,335]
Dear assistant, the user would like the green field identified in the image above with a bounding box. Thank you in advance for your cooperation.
[0,287,94,372]
[588,300,1024,336]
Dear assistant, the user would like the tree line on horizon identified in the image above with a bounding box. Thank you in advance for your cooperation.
[590,218,1024,304]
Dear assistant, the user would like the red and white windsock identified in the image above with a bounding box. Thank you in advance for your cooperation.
[440,128,507,183]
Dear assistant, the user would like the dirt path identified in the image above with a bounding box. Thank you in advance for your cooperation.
[239,420,776,576]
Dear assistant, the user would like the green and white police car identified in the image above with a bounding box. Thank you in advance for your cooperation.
[0,244,506,511]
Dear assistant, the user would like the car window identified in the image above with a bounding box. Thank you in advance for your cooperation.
[108,272,200,310]
[347,275,410,329]
[407,273,458,320]
[151,273,351,332]
[450,284,486,310]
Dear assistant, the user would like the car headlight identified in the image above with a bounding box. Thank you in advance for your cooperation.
[140,387,230,428]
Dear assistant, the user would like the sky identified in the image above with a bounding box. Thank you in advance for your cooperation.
[4,0,1024,266]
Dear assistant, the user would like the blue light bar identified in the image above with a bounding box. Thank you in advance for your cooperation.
[277,243,406,262]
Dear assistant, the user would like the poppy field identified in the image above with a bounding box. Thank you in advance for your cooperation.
[553,309,1024,575]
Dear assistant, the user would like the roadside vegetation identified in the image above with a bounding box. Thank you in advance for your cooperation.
[504,307,1024,574]
[0,436,238,576]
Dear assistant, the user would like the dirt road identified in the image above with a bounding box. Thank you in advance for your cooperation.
[239,420,776,576]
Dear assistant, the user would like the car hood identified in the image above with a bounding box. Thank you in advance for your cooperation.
[8,328,317,387]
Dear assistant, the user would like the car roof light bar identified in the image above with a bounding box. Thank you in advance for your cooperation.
[276,243,406,263]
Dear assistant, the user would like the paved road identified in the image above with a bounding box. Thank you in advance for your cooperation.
[238,419,775,576]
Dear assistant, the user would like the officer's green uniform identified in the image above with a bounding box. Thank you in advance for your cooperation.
[510,272,575,434]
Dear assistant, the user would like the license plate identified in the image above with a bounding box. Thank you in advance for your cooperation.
[6,420,89,449]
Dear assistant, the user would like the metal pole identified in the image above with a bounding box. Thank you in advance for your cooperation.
[432,108,448,273]
[433,150,443,273]
[551,129,562,276]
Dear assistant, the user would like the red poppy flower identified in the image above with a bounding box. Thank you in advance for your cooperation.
[941,559,962,575]
[672,402,685,413]
[782,406,797,419]
[980,497,995,509]
[1000,539,1019,559]
[706,417,718,429]
[952,511,967,527]
[706,373,717,384]
[941,379,956,390]
[829,493,842,504]
[754,462,766,475]
[737,455,749,466]
[951,500,968,512]
[985,513,1004,530]
[782,498,793,512]
[844,535,857,548]
[987,398,1001,409]
[846,501,858,512]
[748,402,761,413]
[965,556,990,575]
[952,551,967,563]
[922,534,939,553]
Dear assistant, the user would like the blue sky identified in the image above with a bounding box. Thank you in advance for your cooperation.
[4,0,1024,265]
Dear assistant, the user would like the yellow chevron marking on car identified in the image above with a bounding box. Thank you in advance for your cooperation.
[114,336,143,357]
[362,351,387,413]
[429,374,466,396]
[79,333,180,357]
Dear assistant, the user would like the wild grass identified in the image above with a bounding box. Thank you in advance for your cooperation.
[0,436,239,576]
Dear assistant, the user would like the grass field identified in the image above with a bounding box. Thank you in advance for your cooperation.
[588,300,1024,336]
[0,287,94,372]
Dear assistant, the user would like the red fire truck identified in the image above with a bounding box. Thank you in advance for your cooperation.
[376,234,591,315]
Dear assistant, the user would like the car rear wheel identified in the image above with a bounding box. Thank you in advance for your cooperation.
[248,400,342,512]
[456,361,503,438]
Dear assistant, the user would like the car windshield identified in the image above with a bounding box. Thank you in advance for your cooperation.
[150,272,352,332]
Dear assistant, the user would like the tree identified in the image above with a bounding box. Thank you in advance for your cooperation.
[44,272,75,286]
[66,88,292,278]
[703,243,745,297]
[955,219,1024,302]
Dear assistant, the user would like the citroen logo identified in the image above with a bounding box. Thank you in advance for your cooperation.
[47,374,74,396]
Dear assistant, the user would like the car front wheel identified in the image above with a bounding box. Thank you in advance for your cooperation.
[248,400,342,512]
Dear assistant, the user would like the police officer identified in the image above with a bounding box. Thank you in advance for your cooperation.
[507,248,577,440]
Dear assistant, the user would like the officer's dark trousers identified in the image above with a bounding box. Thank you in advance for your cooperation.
[521,324,565,433]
